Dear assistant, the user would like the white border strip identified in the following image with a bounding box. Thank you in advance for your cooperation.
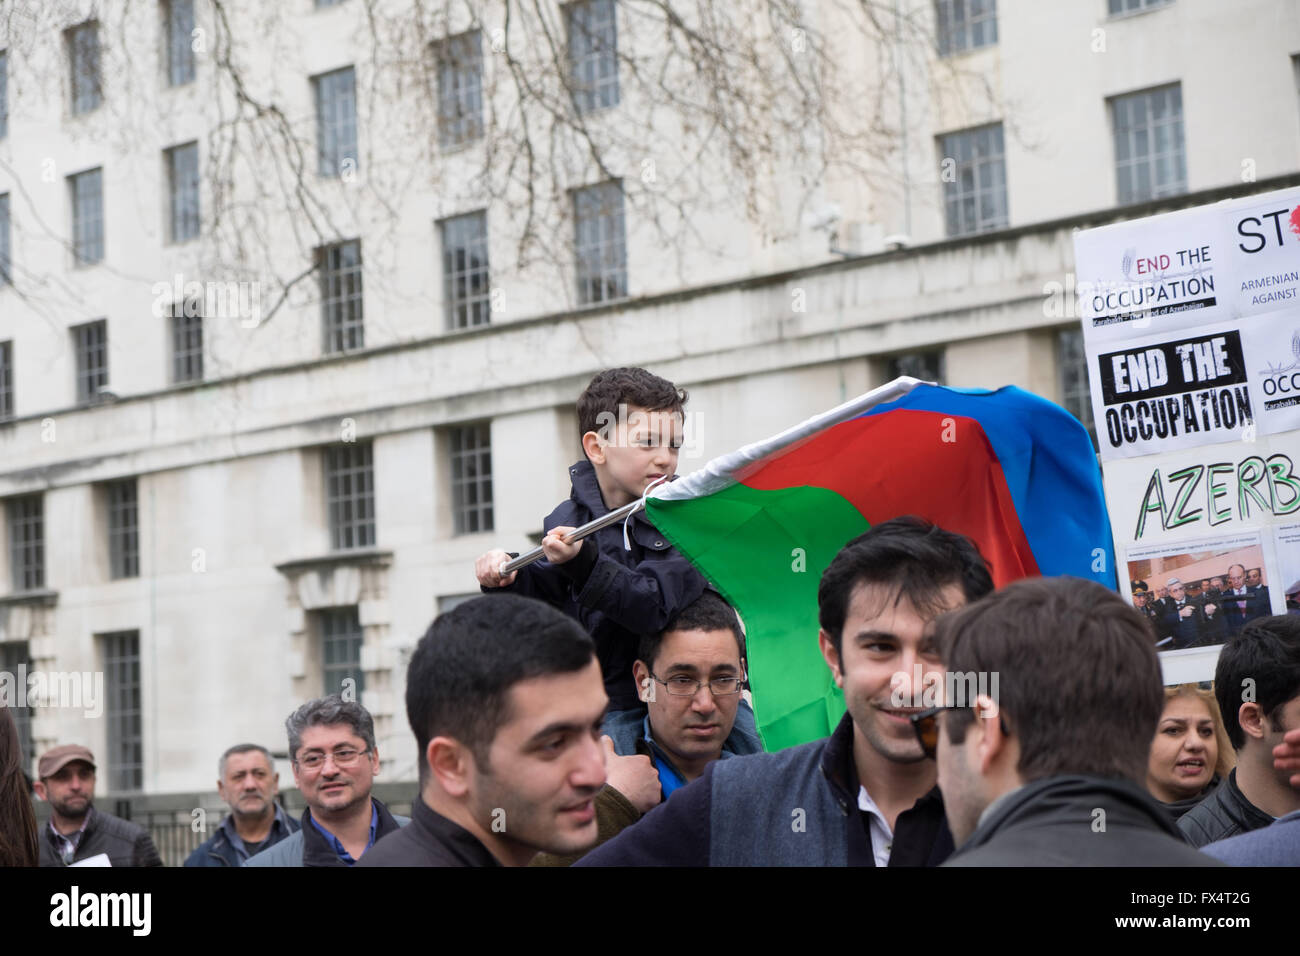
[654,377,925,502]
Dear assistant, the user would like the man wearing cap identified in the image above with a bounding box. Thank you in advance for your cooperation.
[33,745,163,867]
[1131,581,1165,643]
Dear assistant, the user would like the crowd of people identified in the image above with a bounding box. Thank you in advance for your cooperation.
[1132,566,1272,650]
[3,367,1299,868]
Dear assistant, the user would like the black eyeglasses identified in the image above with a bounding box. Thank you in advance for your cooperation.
[909,706,1008,760]
[649,672,745,697]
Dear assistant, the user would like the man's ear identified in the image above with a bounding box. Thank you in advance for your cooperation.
[427,737,474,798]
[1238,702,1267,742]
[819,629,844,689]
[973,694,1007,775]
[581,430,606,465]
[216,780,228,803]
[633,660,652,703]
[33,780,47,802]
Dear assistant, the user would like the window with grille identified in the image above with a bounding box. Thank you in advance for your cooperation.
[574,181,626,305]
[567,0,619,113]
[319,240,364,353]
[7,494,43,592]
[325,442,375,550]
[939,123,1007,237]
[165,142,199,242]
[434,31,484,148]
[0,642,32,769]
[320,607,365,697]
[69,168,104,265]
[1057,328,1098,450]
[0,340,11,421]
[106,478,139,579]
[163,0,196,86]
[0,192,10,284]
[888,351,945,385]
[935,0,997,56]
[1108,0,1173,15]
[171,303,203,384]
[441,211,491,329]
[101,630,142,791]
[72,319,108,405]
[450,424,493,535]
[0,49,8,138]
[1111,84,1186,205]
[66,21,101,115]
[314,66,357,177]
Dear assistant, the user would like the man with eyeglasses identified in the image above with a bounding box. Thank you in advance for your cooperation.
[921,576,1217,866]
[533,591,762,865]
[579,517,991,867]
[246,696,409,867]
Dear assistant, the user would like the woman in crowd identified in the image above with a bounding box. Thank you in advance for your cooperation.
[1146,683,1235,822]
[0,706,38,866]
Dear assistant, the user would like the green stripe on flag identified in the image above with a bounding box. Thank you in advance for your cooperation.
[647,483,870,751]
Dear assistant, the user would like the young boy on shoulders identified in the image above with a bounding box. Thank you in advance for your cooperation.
[474,367,706,716]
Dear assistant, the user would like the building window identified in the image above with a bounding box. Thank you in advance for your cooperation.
[450,423,493,535]
[314,66,357,177]
[320,607,364,697]
[106,478,139,580]
[939,123,1007,237]
[171,304,203,384]
[567,0,619,113]
[1108,0,1173,15]
[165,142,199,242]
[0,49,8,139]
[440,211,490,330]
[1057,328,1097,450]
[66,21,101,115]
[574,181,626,305]
[101,631,142,792]
[0,339,11,421]
[163,0,195,86]
[316,0,349,6]
[888,351,945,385]
[0,192,9,285]
[434,31,484,149]
[72,319,108,406]
[7,494,43,592]
[318,239,363,353]
[1111,84,1186,205]
[69,168,104,266]
[935,0,997,56]
[0,642,32,769]
[325,442,375,551]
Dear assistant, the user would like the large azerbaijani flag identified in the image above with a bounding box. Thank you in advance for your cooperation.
[645,378,1114,752]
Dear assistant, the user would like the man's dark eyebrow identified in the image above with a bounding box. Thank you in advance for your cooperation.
[525,721,586,746]
[854,630,897,644]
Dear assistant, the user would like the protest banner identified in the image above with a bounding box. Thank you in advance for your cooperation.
[1076,185,1300,681]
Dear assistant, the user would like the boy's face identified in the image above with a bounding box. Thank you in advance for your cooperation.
[586,405,683,508]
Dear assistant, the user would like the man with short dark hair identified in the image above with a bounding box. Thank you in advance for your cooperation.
[34,745,162,867]
[184,744,299,866]
[1179,616,1300,847]
[929,577,1216,866]
[246,697,407,866]
[360,594,607,866]
[578,516,992,867]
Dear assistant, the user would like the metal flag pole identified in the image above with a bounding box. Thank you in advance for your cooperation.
[498,475,671,576]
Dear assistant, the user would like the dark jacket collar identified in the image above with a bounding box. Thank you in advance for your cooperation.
[300,798,401,867]
[218,802,296,855]
[1220,767,1277,830]
[568,460,661,535]
[411,796,502,866]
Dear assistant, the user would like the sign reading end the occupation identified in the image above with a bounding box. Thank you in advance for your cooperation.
[1092,329,1253,459]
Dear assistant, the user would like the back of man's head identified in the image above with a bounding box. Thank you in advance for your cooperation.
[1214,616,1300,752]
[407,594,596,779]
[934,576,1164,783]
[818,516,993,653]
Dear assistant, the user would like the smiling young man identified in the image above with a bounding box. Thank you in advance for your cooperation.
[578,517,992,867]
[184,744,300,866]
[245,697,408,867]
[360,594,608,867]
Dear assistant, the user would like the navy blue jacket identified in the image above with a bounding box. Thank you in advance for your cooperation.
[183,803,300,867]
[492,460,708,711]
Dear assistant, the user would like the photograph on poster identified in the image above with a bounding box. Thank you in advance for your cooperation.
[1272,522,1300,615]
[1126,533,1270,651]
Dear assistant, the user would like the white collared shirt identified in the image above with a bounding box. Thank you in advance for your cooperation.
[856,785,894,868]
